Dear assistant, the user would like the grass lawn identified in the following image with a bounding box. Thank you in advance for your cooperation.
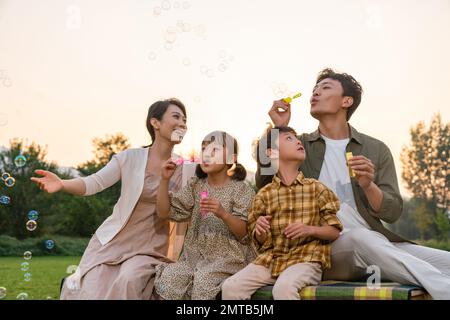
[0,256,81,300]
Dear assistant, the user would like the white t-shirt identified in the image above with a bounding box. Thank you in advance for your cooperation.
[318,135,372,233]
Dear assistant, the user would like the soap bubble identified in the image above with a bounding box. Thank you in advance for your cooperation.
[176,20,184,29]
[194,25,207,39]
[206,69,215,78]
[45,239,55,250]
[26,220,37,231]
[182,58,191,66]
[148,51,157,61]
[5,177,16,187]
[66,265,79,274]
[218,63,227,72]
[0,287,6,299]
[182,23,191,32]
[272,82,289,98]
[0,195,11,205]
[21,262,30,271]
[1,172,10,180]
[153,6,162,16]
[16,292,28,300]
[164,32,177,44]
[2,78,12,87]
[66,5,81,30]
[23,251,32,260]
[164,42,173,51]
[28,210,39,221]
[219,50,227,59]
[366,4,382,30]
[200,65,208,74]
[14,155,27,168]
[0,113,7,126]
[161,0,171,10]
[23,272,32,282]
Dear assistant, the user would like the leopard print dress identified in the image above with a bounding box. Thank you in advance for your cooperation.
[154,177,256,300]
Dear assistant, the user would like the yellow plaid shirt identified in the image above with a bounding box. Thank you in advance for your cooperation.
[248,171,343,277]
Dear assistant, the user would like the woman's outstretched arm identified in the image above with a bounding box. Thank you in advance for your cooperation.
[31,169,86,196]
[31,153,122,196]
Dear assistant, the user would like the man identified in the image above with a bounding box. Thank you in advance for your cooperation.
[255,68,450,299]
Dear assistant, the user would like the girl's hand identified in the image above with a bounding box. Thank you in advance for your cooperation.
[30,169,64,193]
[255,215,272,236]
[284,222,315,239]
[200,198,226,219]
[161,159,177,180]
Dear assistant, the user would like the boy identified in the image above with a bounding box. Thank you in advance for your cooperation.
[221,126,343,300]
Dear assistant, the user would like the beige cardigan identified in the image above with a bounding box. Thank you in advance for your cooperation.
[80,147,195,246]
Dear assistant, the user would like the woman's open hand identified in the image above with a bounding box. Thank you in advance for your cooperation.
[30,169,63,193]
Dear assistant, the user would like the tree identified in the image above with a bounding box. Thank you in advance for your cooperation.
[401,113,449,211]
[0,133,132,239]
[76,132,130,204]
[77,132,131,175]
[435,208,450,242]
[0,139,72,238]
[388,197,420,240]
[412,199,435,240]
[400,113,449,240]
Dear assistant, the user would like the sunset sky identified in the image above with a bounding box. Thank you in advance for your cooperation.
[1,0,449,197]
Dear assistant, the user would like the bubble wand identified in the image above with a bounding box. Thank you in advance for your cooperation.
[282,92,302,104]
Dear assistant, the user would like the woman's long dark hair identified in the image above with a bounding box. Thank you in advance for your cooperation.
[195,131,247,181]
[145,98,187,147]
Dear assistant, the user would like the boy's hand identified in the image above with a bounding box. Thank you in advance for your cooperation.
[161,159,177,180]
[255,215,272,236]
[200,198,226,219]
[284,222,315,239]
[268,100,291,127]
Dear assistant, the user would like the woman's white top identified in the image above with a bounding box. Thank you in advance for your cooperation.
[80,147,196,246]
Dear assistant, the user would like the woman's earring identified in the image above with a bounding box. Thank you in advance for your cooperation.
[227,162,237,177]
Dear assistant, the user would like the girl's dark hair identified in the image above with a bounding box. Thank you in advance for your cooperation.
[145,98,187,147]
[254,125,297,189]
[195,131,247,181]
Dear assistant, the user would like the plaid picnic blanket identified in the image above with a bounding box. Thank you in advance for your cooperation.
[251,281,431,300]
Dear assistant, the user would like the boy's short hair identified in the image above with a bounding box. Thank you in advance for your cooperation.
[254,125,297,168]
[253,125,297,188]
[316,68,363,121]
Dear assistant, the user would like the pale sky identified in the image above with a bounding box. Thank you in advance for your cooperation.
[1,0,449,197]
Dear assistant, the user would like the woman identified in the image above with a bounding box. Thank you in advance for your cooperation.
[31,99,189,299]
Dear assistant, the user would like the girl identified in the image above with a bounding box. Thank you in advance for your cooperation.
[31,98,189,299]
[154,131,256,300]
